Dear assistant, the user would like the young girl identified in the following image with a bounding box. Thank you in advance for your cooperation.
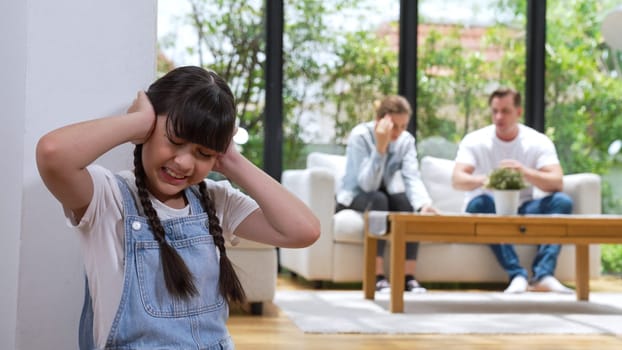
[36,66,320,349]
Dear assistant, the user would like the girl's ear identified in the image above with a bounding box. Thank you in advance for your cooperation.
[142,115,165,146]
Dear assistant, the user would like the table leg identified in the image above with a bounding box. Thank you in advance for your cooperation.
[363,231,377,300]
[575,244,589,301]
[389,224,405,313]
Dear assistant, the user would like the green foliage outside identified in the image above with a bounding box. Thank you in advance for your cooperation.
[602,244,622,275]
[159,0,622,273]
[158,0,370,169]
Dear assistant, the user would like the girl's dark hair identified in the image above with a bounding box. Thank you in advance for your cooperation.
[147,66,236,153]
[133,66,245,304]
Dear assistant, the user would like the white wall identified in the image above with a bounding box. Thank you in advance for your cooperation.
[0,1,27,349]
[1,1,157,349]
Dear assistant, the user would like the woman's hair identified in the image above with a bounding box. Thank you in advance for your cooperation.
[374,95,412,120]
[133,66,245,304]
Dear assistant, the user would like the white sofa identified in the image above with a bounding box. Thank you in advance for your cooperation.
[279,152,602,284]
[227,239,277,314]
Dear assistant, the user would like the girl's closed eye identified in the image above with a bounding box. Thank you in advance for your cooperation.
[166,132,215,159]
[197,148,217,159]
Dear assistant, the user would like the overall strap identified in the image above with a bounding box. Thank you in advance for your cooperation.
[187,184,206,215]
[78,276,95,350]
[115,174,142,217]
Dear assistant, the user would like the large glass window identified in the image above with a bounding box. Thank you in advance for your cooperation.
[282,1,400,167]
[157,0,400,169]
[158,0,622,274]
[415,0,525,159]
[546,1,622,276]
[545,0,622,215]
[158,0,266,166]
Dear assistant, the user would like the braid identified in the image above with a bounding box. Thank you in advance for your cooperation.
[197,181,246,305]
[133,145,198,299]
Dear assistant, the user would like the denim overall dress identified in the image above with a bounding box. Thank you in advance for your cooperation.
[79,176,233,350]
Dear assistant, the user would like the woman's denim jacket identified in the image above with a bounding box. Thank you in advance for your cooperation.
[336,121,431,211]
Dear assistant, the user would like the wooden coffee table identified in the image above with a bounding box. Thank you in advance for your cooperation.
[363,213,622,313]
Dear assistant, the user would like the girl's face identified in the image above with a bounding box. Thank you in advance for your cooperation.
[141,116,218,207]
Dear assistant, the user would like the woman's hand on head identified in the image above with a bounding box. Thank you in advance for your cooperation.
[374,115,393,154]
[127,90,157,144]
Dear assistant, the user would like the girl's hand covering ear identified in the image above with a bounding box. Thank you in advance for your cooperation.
[127,91,157,144]
[374,115,393,154]
[213,140,240,177]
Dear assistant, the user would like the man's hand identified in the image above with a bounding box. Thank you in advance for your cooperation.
[498,159,564,192]
[498,159,525,174]
[452,162,488,191]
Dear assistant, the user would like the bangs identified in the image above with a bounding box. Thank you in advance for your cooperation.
[165,87,236,153]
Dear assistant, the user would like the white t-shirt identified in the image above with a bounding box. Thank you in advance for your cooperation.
[64,165,259,348]
[454,124,560,207]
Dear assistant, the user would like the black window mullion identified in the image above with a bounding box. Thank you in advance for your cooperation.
[263,0,284,181]
[525,0,546,132]
[399,0,419,136]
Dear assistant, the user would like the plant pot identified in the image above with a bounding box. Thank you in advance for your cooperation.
[493,190,520,215]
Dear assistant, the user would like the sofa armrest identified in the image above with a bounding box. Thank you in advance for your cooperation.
[280,168,336,279]
[282,167,336,224]
[563,173,601,214]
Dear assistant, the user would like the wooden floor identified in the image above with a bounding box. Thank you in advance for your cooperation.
[227,274,622,350]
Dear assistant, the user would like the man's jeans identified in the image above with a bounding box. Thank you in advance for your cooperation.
[465,192,573,282]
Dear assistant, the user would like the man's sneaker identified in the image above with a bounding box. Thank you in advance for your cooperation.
[529,276,573,294]
[504,275,528,293]
[375,278,390,292]
[405,279,426,293]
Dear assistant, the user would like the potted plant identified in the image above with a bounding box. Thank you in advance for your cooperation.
[485,168,527,215]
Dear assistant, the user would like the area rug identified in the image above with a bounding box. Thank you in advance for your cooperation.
[273,290,622,334]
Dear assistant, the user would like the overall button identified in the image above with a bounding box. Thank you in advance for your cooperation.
[132,221,142,231]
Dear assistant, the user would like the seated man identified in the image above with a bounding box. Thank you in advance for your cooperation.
[336,95,438,293]
[451,87,573,294]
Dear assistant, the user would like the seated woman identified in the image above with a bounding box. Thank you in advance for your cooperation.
[336,95,438,293]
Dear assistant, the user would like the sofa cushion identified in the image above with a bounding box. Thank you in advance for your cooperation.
[333,209,365,243]
[420,156,464,213]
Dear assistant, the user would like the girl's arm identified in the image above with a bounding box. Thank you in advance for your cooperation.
[214,144,320,248]
[36,91,155,221]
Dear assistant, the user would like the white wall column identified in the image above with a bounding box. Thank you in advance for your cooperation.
[0,1,27,348]
[1,1,157,349]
